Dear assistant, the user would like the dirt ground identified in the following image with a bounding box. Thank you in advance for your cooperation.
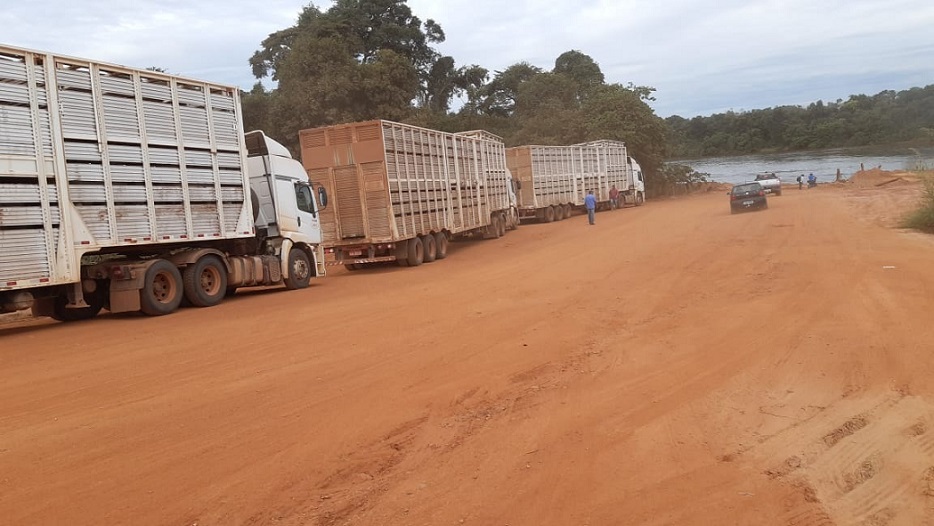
[2,172,934,525]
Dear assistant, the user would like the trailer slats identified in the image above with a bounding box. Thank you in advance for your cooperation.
[299,120,508,248]
[0,44,252,291]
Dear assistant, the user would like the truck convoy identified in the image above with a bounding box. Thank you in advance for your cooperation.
[0,44,327,320]
[505,140,645,222]
[299,120,518,269]
[0,43,651,322]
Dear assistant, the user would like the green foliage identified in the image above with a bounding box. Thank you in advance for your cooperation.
[644,164,710,198]
[668,85,934,158]
[246,0,456,152]
[902,175,934,232]
[244,1,671,182]
[472,62,543,117]
[553,50,604,102]
[582,84,668,176]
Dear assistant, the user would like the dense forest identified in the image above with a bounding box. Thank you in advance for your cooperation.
[241,0,668,183]
[666,86,934,159]
[241,0,934,193]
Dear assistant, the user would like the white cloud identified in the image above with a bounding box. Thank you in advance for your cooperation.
[3,0,932,117]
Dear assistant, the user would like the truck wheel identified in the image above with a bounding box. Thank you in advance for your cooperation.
[564,204,573,218]
[508,211,519,230]
[284,248,312,289]
[498,214,507,236]
[422,234,437,263]
[544,206,555,223]
[345,263,361,271]
[406,237,424,267]
[635,192,644,206]
[140,259,184,316]
[50,287,105,322]
[183,255,228,307]
[394,242,409,267]
[434,232,449,260]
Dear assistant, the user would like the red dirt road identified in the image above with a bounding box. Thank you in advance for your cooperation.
[2,179,934,525]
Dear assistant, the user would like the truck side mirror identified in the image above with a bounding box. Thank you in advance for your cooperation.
[317,186,328,208]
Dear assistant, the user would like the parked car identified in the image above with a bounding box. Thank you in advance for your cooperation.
[754,173,782,196]
[729,182,768,214]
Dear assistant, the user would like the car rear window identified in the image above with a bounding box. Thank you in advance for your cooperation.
[733,184,760,193]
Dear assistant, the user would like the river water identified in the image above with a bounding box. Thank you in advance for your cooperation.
[675,147,934,185]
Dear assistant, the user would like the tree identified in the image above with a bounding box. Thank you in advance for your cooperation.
[582,84,668,177]
[476,62,543,117]
[512,73,585,145]
[246,0,448,151]
[553,50,604,102]
[422,57,488,113]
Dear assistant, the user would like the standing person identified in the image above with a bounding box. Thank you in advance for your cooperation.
[585,190,597,225]
[609,185,620,209]
[807,173,817,188]
[797,174,803,190]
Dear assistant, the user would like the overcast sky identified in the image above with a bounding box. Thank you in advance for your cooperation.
[3,0,932,118]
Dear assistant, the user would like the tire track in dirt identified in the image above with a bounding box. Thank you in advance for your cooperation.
[258,339,617,525]
[751,390,934,526]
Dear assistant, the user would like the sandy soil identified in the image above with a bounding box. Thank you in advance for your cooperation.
[2,174,934,526]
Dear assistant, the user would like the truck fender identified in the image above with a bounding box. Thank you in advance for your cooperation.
[279,239,320,280]
[280,238,295,281]
[166,248,232,273]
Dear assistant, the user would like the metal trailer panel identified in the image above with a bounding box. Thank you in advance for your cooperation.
[0,44,253,292]
[577,139,633,193]
[506,141,633,211]
[300,120,507,247]
[506,145,585,209]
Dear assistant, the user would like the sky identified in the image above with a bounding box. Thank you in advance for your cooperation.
[2,0,933,118]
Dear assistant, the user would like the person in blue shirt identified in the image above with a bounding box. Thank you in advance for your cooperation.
[585,190,597,225]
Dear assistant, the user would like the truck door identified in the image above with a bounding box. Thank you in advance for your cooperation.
[275,178,322,245]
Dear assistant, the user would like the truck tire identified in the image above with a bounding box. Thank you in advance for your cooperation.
[394,242,409,267]
[434,232,449,260]
[564,204,573,218]
[183,255,228,307]
[635,192,645,206]
[406,237,424,267]
[284,248,312,289]
[491,215,503,238]
[498,214,507,236]
[50,287,104,322]
[140,259,184,316]
[544,206,555,223]
[422,234,437,263]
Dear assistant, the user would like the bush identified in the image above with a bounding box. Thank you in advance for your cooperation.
[903,175,934,232]
[646,163,709,197]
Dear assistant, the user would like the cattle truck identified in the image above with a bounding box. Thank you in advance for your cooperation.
[577,139,646,207]
[505,141,645,222]
[299,120,517,269]
[0,44,327,321]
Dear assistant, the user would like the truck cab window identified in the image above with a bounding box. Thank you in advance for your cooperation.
[295,184,316,214]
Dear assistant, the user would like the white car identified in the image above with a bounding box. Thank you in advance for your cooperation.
[754,173,783,196]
